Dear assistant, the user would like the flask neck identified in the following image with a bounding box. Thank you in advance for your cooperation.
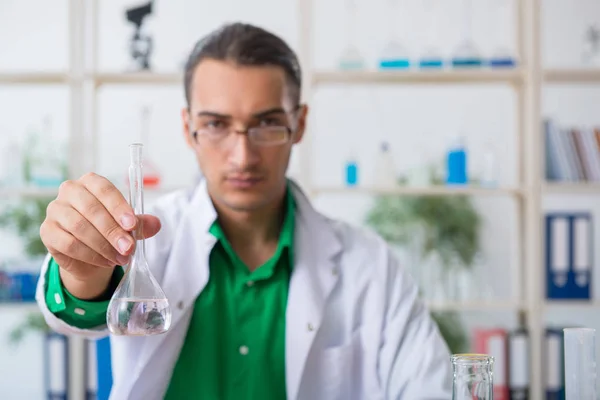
[128,144,146,258]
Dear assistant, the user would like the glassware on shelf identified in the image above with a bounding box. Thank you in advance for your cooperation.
[451,0,483,68]
[344,151,359,186]
[107,143,172,336]
[418,0,444,69]
[489,0,516,68]
[1,137,25,188]
[451,354,494,399]
[378,0,411,70]
[373,141,397,188]
[480,141,497,188]
[446,135,468,185]
[582,25,600,66]
[338,0,365,70]
[27,116,68,188]
[564,328,597,399]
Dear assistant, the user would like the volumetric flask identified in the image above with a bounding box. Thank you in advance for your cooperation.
[379,0,411,69]
[106,143,172,336]
[451,354,494,400]
[338,0,365,70]
[451,0,483,68]
[564,328,597,399]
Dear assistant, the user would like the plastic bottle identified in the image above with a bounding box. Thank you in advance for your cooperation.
[373,141,397,188]
[480,142,497,187]
[446,136,468,185]
[345,154,359,186]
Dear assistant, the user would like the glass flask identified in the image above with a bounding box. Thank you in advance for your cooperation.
[379,0,411,69]
[338,0,365,70]
[564,328,597,399]
[452,354,494,400]
[418,0,444,69]
[489,0,516,68]
[451,0,483,68]
[106,143,172,336]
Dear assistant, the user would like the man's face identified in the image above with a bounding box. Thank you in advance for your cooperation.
[182,59,306,212]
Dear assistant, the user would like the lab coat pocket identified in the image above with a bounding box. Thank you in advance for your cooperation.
[314,329,363,400]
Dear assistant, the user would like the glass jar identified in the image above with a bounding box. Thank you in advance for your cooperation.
[451,354,494,400]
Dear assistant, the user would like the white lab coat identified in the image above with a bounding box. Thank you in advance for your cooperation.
[36,179,452,400]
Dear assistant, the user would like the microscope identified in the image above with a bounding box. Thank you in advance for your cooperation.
[125,0,154,71]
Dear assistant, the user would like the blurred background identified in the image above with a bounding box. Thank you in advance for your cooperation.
[0,0,599,398]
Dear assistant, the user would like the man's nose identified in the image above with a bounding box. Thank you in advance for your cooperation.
[228,132,260,168]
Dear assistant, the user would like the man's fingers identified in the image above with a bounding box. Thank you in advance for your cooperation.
[138,215,162,239]
[60,179,134,257]
[45,224,115,269]
[49,202,129,266]
[79,173,136,230]
[52,251,112,283]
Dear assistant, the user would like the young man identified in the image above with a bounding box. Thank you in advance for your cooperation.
[36,22,452,399]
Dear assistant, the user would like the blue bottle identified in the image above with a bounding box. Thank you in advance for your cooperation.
[446,136,468,185]
[345,157,358,186]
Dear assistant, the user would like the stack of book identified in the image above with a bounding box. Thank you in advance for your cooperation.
[544,119,600,183]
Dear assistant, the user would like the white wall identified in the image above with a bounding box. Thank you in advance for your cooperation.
[0,0,599,397]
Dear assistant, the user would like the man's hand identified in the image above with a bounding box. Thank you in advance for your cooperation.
[40,173,161,300]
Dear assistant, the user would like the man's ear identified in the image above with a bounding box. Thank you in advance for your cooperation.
[292,104,309,145]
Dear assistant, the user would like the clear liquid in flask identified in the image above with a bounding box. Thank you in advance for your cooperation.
[107,298,171,336]
[106,143,172,336]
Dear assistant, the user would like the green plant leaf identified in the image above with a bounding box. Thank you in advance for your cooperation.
[0,197,53,258]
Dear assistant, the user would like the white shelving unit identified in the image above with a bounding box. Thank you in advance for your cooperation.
[1,0,600,398]
[312,185,525,197]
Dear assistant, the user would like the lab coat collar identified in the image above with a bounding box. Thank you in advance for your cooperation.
[132,178,343,399]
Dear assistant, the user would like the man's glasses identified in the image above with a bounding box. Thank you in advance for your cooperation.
[190,105,303,148]
[192,125,293,147]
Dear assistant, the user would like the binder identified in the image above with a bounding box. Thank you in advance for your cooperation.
[85,339,98,400]
[44,332,69,400]
[474,328,509,400]
[545,213,592,300]
[86,337,113,400]
[508,328,529,399]
[545,328,565,399]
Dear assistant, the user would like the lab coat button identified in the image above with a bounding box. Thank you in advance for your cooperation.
[239,345,249,355]
[307,323,315,332]
[246,280,255,287]
[177,301,184,310]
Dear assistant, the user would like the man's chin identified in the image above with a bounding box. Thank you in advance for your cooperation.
[219,192,270,212]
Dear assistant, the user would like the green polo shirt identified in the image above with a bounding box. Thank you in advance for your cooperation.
[44,187,295,399]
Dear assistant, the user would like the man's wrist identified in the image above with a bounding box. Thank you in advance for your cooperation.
[58,266,115,301]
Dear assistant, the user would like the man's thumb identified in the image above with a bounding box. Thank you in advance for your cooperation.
[138,214,161,239]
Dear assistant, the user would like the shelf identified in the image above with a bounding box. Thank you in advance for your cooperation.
[311,69,525,85]
[426,300,524,312]
[545,300,600,309]
[543,182,600,195]
[544,68,600,83]
[93,72,183,86]
[0,185,187,200]
[0,72,69,84]
[312,185,524,197]
[0,302,39,311]
[0,187,59,198]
